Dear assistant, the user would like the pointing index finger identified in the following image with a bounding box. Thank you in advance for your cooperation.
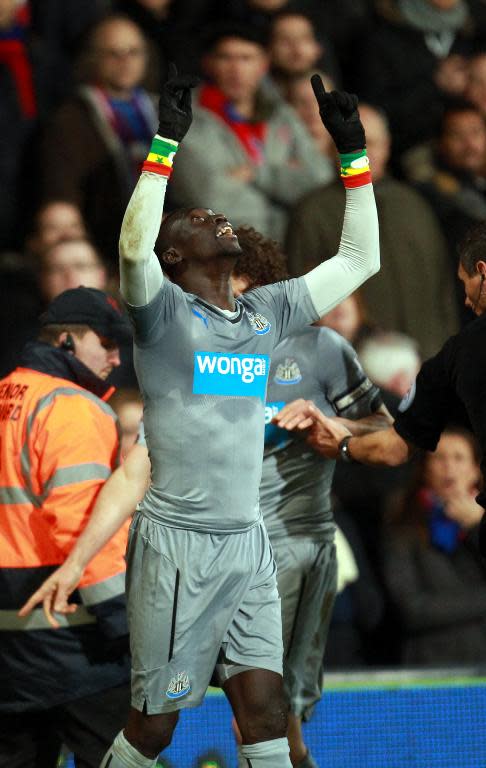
[310,73,328,103]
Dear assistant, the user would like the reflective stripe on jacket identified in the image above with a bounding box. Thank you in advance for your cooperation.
[0,365,130,710]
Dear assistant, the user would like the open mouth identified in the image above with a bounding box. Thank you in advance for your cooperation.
[216,223,237,239]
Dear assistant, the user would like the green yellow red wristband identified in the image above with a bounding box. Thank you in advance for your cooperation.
[340,149,372,188]
[142,135,179,178]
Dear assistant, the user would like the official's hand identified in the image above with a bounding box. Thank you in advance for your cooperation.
[157,62,200,143]
[18,560,83,629]
[311,74,365,154]
[307,415,352,459]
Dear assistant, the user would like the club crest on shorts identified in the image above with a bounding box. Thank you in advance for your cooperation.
[274,358,302,385]
[247,311,271,335]
[166,671,191,700]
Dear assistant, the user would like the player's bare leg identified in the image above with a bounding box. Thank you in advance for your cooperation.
[99,708,179,767]
[224,668,292,767]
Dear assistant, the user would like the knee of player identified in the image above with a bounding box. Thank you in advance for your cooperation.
[127,710,178,756]
[241,692,289,743]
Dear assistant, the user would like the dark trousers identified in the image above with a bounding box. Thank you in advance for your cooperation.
[0,683,131,768]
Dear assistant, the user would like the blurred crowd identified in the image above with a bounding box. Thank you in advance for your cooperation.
[2,0,486,670]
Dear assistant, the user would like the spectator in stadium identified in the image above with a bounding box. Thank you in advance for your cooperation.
[0,0,67,250]
[354,0,477,160]
[286,102,459,358]
[412,99,486,324]
[38,237,108,302]
[39,13,157,264]
[169,23,334,242]
[465,49,486,117]
[267,10,340,93]
[113,0,200,89]
[383,427,486,665]
[316,290,375,349]
[27,200,87,256]
[282,70,336,161]
[0,287,132,768]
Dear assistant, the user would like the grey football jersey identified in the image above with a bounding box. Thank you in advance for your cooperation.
[261,326,382,540]
[127,277,317,533]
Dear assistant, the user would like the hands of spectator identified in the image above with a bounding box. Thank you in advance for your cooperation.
[310,74,365,153]
[444,491,484,530]
[227,164,255,182]
[17,559,83,629]
[157,62,200,143]
[434,54,468,95]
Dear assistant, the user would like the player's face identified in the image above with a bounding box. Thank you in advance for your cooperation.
[69,330,121,380]
[424,433,479,499]
[172,208,242,263]
[458,261,486,316]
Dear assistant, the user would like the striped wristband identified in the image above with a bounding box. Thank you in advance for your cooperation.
[142,135,179,178]
[340,149,371,188]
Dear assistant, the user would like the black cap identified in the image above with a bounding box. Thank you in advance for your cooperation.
[40,286,131,345]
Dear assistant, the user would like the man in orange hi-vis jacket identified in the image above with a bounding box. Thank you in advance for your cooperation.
[0,286,134,768]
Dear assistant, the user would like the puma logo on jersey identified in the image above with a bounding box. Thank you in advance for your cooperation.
[193,352,269,400]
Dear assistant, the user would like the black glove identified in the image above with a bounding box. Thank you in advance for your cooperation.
[157,63,200,143]
[311,74,365,154]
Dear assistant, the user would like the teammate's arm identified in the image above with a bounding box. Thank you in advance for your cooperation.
[336,403,393,435]
[274,400,415,465]
[119,66,198,306]
[302,77,380,316]
[18,443,151,628]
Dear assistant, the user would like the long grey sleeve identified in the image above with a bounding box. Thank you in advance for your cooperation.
[304,183,380,317]
[119,172,167,306]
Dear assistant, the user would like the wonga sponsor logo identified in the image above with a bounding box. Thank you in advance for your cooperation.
[193,351,269,400]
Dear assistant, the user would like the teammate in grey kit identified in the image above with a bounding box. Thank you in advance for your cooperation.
[232,232,392,767]
[100,70,379,768]
[263,330,390,766]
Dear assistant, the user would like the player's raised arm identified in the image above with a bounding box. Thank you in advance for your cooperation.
[119,65,198,306]
[303,75,380,316]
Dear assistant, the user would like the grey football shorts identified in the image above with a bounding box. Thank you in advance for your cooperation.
[273,536,337,719]
[126,511,283,714]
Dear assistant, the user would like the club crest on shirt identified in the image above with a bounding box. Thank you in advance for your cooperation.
[274,358,302,385]
[247,311,271,335]
[166,671,191,700]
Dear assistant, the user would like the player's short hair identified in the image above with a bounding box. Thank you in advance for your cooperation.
[458,221,486,275]
[155,208,194,276]
[233,226,288,288]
